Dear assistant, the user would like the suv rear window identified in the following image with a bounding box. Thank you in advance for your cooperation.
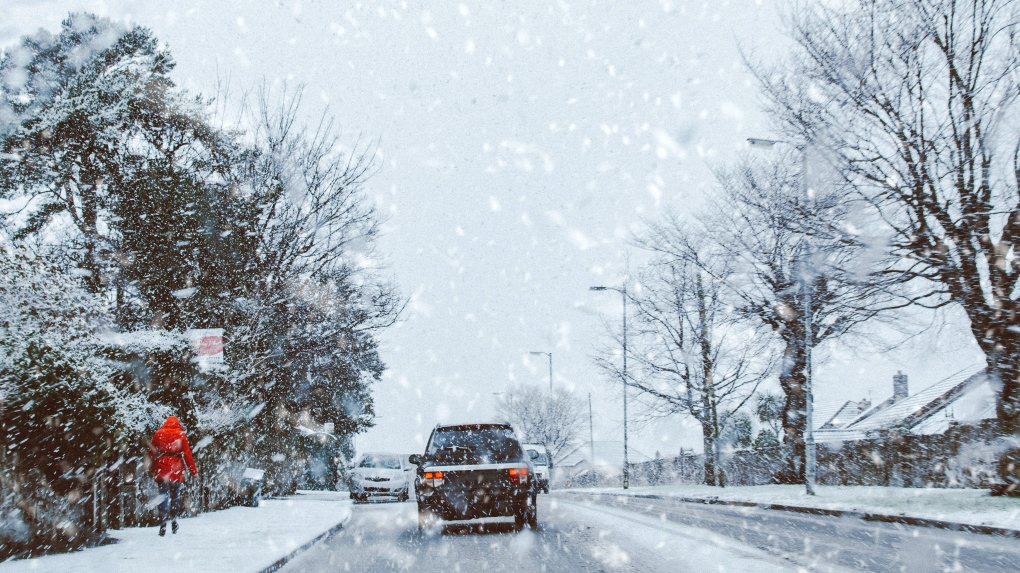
[527,449,548,466]
[427,425,524,465]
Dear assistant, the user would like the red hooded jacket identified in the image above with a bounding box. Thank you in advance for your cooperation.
[149,416,198,482]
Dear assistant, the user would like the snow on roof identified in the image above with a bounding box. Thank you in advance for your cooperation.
[818,399,872,430]
[911,376,996,435]
[813,428,871,442]
[558,441,653,469]
[848,368,983,432]
[814,367,987,442]
[812,403,843,430]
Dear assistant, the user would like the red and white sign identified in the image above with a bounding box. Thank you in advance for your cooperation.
[186,328,225,372]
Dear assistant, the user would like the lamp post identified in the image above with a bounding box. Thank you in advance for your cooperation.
[529,351,553,392]
[748,136,816,496]
[588,392,595,473]
[590,283,629,489]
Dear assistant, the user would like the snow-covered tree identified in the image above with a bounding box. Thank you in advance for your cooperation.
[0,14,231,295]
[215,88,401,492]
[0,12,400,519]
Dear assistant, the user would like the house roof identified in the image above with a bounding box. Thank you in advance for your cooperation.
[818,399,872,430]
[814,367,989,443]
[558,441,653,470]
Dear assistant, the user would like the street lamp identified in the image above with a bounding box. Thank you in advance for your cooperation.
[529,351,553,392]
[748,136,817,496]
[590,283,629,490]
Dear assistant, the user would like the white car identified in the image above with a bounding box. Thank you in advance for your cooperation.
[349,453,410,502]
[522,443,551,493]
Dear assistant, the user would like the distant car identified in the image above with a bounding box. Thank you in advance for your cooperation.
[349,453,410,502]
[410,423,537,532]
[522,444,551,493]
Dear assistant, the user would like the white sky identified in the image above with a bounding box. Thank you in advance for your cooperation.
[1,0,986,459]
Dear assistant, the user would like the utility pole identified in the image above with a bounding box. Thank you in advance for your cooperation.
[588,392,595,468]
[801,143,817,496]
[590,282,629,489]
[622,283,628,489]
[530,348,554,391]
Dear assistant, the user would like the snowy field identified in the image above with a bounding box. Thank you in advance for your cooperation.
[0,491,350,573]
[576,484,1020,530]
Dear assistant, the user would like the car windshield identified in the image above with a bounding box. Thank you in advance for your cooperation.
[358,455,401,469]
[527,449,548,466]
[426,426,524,464]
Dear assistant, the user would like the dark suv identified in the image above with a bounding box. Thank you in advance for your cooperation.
[409,423,537,532]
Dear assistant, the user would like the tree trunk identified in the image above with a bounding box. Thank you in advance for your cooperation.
[696,272,726,487]
[708,381,725,488]
[776,339,807,484]
[701,421,717,486]
[972,321,1020,437]
[80,173,102,293]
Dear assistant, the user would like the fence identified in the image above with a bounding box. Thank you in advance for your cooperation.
[0,441,267,561]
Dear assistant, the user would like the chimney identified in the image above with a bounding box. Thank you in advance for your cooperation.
[893,371,908,401]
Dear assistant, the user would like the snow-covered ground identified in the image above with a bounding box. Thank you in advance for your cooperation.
[277,495,802,573]
[0,491,350,573]
[574,484,1020,530]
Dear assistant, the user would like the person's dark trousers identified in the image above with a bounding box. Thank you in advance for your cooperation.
[158,480,183,525]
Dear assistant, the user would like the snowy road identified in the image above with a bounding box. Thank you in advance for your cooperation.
[279,492,1020,572]
[563,492,1020,572]
[278,494,800,572]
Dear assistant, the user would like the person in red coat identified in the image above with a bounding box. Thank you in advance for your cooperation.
[149,415,198,536]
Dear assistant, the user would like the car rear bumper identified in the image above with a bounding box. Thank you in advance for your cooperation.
[419,492,527,520]
[351,483,408,496]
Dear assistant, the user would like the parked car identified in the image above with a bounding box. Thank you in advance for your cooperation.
[522,444,551,493]
[349,453,410,502]
[401,454,417,496]
[410,423,537,532]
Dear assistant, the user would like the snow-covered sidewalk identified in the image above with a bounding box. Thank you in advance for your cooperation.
[568,484,1020,531]
[0,490,350,573]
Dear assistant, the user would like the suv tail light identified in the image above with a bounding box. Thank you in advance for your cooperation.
[423,471,445,487]
[508,468,528,485]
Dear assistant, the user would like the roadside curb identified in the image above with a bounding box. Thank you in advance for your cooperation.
[256,511,350,573]
[561,491,1020,539]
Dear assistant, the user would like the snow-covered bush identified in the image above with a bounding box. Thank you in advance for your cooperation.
[0,248,121,557]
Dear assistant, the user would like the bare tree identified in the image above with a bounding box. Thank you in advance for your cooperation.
[495,385,586,463]
[240,84,381,286]
[757,0,1020,447]
[601,239,774,486]
[227,85,401,385]
[650,152,912,482]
